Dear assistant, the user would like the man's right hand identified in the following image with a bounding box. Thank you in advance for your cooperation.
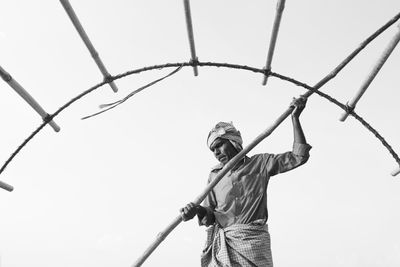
[180,202,205,221]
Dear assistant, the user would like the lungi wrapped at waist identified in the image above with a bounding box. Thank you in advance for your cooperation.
[201,219,273,267]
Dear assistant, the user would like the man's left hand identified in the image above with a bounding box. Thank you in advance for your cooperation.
[290,96,307,117]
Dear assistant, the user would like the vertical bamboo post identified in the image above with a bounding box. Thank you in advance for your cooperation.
[340,23,400,121]
[183,0,199,76]
[0,65,61,132]
[262,0,286,85]
[0,180,14,192]
[59,0,119,92]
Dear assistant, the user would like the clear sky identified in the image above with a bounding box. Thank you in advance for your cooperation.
[1,1,400,266]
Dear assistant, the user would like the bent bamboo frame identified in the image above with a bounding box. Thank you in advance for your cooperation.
[262,0,286,85]
[0,180,13,192]
[183,0,199,76]
[59,0,119,92]
[1,63,399,181]
[340,23,400,122]
[1,12,399,183]
[0,65,61,132]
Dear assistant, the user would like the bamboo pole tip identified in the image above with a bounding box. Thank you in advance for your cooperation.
[47,120,61,132]
[109,82,119,93]
[193,66,199,76]
[262,68,270,86]
[0,181,14,192]
[339,111,350,122]
[53,125,61,132]
[262,76,268,86]
[391,166,400,177]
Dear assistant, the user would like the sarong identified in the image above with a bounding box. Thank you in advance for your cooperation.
[200,220,273,267]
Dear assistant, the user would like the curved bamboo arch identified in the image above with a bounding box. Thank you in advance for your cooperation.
[0,61,398,178]
[1,11,400,181]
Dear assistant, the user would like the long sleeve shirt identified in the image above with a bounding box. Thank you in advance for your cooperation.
[199,143,312,228]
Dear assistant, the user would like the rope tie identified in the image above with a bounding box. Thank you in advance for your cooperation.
[42,113,53,123]
[190,57,199,67]
[103,75,114,83]
[345,102,355,114]
[262,67,271,77]
[81,64,183,120]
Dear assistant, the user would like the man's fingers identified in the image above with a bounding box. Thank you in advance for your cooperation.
[180,203,200,222]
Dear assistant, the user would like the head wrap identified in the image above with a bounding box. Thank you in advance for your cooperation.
[207,121,243,152]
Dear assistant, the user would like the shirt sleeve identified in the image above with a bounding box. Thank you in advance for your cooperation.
[198,173,217,226]
[264,142,312,177]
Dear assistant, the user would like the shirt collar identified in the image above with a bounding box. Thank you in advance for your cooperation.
[210,156,249,172]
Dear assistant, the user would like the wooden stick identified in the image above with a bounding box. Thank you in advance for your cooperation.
[0,65,61,132]
[59,0,119,92]
[391,167,400,177]
[340,23,400,122]
[0,180,14,192]
[183,0,199,76]
[132,12,400,266]
[262,0,286,85]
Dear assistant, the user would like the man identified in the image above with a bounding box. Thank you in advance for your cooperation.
[180,96,311,267]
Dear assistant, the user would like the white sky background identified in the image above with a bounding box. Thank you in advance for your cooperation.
[0,0,400,266]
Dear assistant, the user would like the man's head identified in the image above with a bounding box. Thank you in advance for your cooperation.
[207,122,243,164]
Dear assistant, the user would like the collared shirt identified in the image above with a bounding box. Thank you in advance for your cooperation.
[200,143,311,228]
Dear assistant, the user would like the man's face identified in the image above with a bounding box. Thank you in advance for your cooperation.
[210,138,238,165]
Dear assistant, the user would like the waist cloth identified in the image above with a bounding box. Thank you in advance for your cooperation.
[201,219,273,267]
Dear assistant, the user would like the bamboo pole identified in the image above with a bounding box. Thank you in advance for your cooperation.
[183,0,199,76]
[0,180,14,192]
[262,0,286,85]
[0,65,61,132]
[340,23,400,122]
[132,12,400,266]
[59,0,119,92]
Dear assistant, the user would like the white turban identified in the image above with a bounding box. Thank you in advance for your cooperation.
[207,122,243,152]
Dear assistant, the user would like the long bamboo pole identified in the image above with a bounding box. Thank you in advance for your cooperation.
[59,0,119,92]
[262,0,286,85]
[0,65,61,132]
[132,12,400,266]
[340,23,400,122]
[0,180,13,192]
[183,0,199,76]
